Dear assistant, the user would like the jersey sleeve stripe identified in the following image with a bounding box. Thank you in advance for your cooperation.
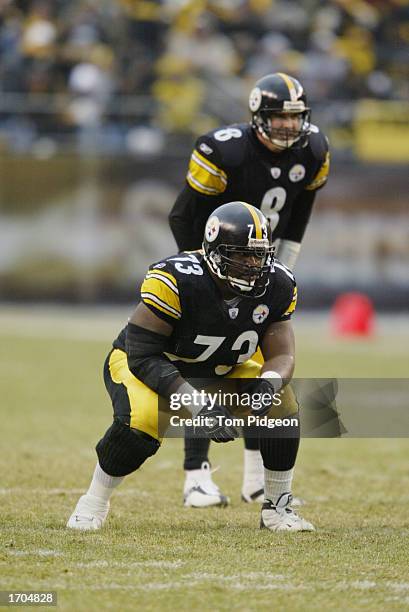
[191,150,227,181]
[282,286,297,317]
[141,277,181,316]
[146,273,179,295]
[149,268,178,288]
[187,149,227,195]
[305,151,330,191]
[187,173,224,195]
[141,293,182,320]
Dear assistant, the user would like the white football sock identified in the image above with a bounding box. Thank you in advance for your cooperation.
[243,449,264,487]
[87,463,124,502]
[264,467,294,505]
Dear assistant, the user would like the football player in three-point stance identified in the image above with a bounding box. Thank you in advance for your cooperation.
[67,202,314,532]
[169,72,330,507]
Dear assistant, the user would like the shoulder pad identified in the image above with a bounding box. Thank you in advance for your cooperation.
[187,125,249,195]
[267,261,298,320]
[141,259,181,324]
[148,256,175,275]
[194,133,223,167]
[272,260,296,287]
[307,127,329,163]
[161,251,206,280]
[204,123,249,167]
[187,133,227,196]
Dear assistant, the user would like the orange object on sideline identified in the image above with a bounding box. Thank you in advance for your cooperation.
[331,292,375,337]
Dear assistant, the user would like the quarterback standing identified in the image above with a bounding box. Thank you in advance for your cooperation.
[169,72,330,507]
[67,202,314,532]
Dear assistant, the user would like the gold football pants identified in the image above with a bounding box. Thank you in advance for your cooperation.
[104,348,298,441]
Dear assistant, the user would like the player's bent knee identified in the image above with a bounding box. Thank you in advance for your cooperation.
[96,417,160,477]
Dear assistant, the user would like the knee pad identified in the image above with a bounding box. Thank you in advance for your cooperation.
[96,418,160,477]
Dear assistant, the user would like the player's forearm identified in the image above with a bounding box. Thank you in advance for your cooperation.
[261,321,295,387]
[275,239,301,271]
[281,190,316,245]
[261,355,295,390]
[169,187,202,251]
[125,323,205,416]
[169,215,201,251]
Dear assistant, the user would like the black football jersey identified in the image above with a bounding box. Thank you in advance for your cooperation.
[113,251,297,378]
[171,122,329,251]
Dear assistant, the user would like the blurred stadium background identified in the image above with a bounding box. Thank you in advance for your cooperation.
[0,0,408,309]
[2,3,409,608]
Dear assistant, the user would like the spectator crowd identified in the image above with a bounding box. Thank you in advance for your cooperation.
[0,0,408,152]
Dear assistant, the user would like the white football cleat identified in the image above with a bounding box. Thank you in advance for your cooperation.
[260,494,315,532]
[184,462,229,508]
[242,485,306,507]
[66,494,110,531]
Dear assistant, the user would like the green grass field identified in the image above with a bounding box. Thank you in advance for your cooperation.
[1,306,409,611]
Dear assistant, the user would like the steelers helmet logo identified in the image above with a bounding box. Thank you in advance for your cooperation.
[289,164,306,182]
[205,215,220,242]
[249,87,262,112]
[252,304,269,324]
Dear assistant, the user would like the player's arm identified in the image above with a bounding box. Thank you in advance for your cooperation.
[277,135,330,270]
[241,274,297,415]
[124,263,186,398]
[169,137,228,251]
[276,190,316,270]
[169,185,216,251]
[240,320,295,417]
[125,302,183,397]
[125,268,237,441]
[126,306,237,441]
[260,319,295,385]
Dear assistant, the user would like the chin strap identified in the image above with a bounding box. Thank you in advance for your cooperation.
[228,275,255,292]
[270,136,299,149]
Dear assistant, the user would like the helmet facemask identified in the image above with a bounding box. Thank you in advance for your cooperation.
[253,108,311,150]
[206,243,275,298]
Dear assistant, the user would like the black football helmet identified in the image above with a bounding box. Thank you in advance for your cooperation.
[249,72,311,149]
[203,201,274,298]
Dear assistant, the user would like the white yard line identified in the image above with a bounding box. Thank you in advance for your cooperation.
[7,549,63,557]
[74,560,185,569]
[0,487,148,497]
